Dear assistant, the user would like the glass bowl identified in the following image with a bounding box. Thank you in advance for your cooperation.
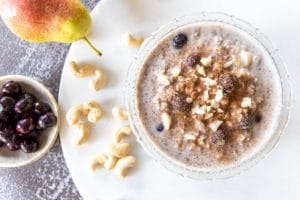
[125,12,291,179]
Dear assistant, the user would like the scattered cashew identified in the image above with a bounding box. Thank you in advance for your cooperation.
[126,33,144,48]
[89,69,107,92]
[112,106,128,121]
[109,142,130,158]
[66,105,88,125]
[74,122,90,146]
[69,61,95,78]
[90,153,107,171]
[114,126,132,143]
[83,101,103,123]
[115,156,136,178]
[104,154,118,170]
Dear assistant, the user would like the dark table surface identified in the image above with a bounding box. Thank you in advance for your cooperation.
[0,1,99,199]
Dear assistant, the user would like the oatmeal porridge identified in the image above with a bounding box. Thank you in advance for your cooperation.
[136,22,282,168]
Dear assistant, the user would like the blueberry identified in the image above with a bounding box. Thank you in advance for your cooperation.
[155,123,164,132]
[0,96,15,112]
[2,81,21,96]
[34,102,51,116]
[211,130,227,147]
[20,138,39,153]
[20,93,35,102]
[27,130,40,138]
[0,128,14,143]
[172,33,188,49]
[16,118,35,134]
[38,112,57,129]
[0,141,4,147]
[0,111,10,123]
[14,97,33,114]
[0,122,4,130]
[186,53,199,67]
[6,135,21,151]
[172,93,191,113]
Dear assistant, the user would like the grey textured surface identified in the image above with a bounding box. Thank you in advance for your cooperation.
[0,0,99,199]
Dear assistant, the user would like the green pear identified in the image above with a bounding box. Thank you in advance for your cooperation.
[0,0,101,56]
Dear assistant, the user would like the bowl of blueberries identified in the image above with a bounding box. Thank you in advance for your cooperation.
[0,75,60,167]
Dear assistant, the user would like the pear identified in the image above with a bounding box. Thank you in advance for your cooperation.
[0,0,101,56]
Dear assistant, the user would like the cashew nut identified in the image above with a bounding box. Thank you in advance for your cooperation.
[109,142,130,158]
[90,153,107,171]
[125,33,144,48]
[69,61,95,78]
[104,154,118,170]
[74,122,90,146]
[89,69,107,92]
[66,105,88,125]
[115,156,136,178]
[83,101,103,123]
[112,106,128,121]
[114,126,132,143]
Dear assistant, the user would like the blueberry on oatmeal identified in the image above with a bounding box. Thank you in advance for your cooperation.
[172,33,188,49]
[186,53,199,67]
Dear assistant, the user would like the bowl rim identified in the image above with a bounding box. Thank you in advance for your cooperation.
[125,12,292,179]
[0,75,61,168]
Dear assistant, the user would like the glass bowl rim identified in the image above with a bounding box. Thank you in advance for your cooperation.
[125,11,292,180]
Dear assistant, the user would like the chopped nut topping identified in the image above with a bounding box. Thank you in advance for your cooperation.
[232,55,243,67]
[223,60,233,68]
[157,74,170,86]
[184,134,197,141]
[200,56,212,67]
[196,65,206,76]
[240,50,253,67]
[241,97,252,108]
[202,77,217,87]
[210,99,220,109]
[196,121,206,133]
[217,108,224,113]
[203,90,209,101]
[206,106,212,112]
[215,89,223,102]
[186,97,193,103]
[209,120,223,132]
[205,113,214,119]
[161,112,172,130]
[192,104,206,115]
[170,66,181,77]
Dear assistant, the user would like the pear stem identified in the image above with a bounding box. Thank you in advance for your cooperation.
[82,37,102,56]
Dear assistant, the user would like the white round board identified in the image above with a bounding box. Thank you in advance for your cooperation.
[58,0,300,199]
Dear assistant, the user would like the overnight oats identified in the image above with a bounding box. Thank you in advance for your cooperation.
[127,13,291,177]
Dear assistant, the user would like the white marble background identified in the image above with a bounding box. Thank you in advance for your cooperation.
[0,0,100,199]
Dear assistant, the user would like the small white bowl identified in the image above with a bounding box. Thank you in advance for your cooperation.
[0,75,60,167]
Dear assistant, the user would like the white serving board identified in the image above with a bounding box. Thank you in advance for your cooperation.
[58,0,300,199]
